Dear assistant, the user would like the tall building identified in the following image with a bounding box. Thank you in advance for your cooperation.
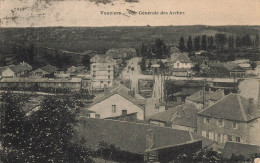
[90,55,116,90]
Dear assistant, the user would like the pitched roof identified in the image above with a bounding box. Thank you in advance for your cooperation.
[198,94,260,122]
[186,89,224,103]
[150,103,199,128]
[89,84,145,109]
[77,118,213,154]
[39,64,58,74]
[106,48,136,59]
[8,64,31,73]
[171,53,191,63]
[91,55,115,63]
[222,142,260,159]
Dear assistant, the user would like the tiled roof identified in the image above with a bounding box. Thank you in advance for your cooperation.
[222,142,260,159]
[77,118,214,154]
[198,94,260,122]
[171,53,191,63]
[9,64,31,73]
[150,103,199,128]
[186,89,224,103]
[89,84,146,109]
[39,64,58,74]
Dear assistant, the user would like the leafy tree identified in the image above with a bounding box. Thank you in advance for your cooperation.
[148,60,152,70]
[140,57,146,71]
[215,33,227,51]
[153,38,167,59]
[179,36,186,52]
[250,61,257,70]
[241,34,252,47]
[236,36,242,48]
[192,63,200,73]
[255,34,259,47]
[0,93,92,163]
[201,35,207,50]
[82,54,91,70]
[0,92,31,162]
[194,36,200,51]
[228,35,235,50]
[187,36,192,52]
[208,36,214,50]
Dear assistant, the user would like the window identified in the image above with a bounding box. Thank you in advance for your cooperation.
[93,71,96,74]
[236,137,240,142]
[112,105,117,113]
[218,119,224,127]
[108,70,110,73]
[93,65,96,68]
[108,81,111,84]
[206,131,209,138]
[202,130,206,137]
[122,110,127,115]
[95,114,100,118]
[108,65,111,68]
[93,74,96,78]
[228,135,232,141]
[177,63,179,67]
[101,81,103,84]
[108,75,110,79]
[87,114,90,117]
[204,118,210,124]
[233,122,237,129]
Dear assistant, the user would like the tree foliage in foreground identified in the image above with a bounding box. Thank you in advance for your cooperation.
[0,92,92,163]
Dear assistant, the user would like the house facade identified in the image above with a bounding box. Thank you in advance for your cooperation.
[87,85,145,120]
[197,94,260,149]
[1,62,32,78]
[90,55,116,90]
[170,53,192,76]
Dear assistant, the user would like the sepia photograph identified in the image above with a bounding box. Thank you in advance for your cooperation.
[0,0,260,162]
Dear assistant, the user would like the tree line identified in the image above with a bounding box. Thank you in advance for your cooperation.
[179,34,259,52]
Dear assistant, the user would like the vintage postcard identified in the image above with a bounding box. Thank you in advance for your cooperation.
[0,0,260,162]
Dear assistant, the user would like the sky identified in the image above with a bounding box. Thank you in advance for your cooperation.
[0,0,260,27]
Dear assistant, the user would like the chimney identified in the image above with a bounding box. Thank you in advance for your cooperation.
[248,98,254,115]
[146,129,154,150]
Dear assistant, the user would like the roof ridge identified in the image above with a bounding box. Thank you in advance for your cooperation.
[237,95,248,121]
[198,93,232,115]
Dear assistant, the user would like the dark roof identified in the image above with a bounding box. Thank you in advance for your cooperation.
[198,94,260,122]
[186,89,224,103]
[89,84,145,109]
[150,103,199,128]
[77,118,214,154]
[171,53,191,63]
[39,64,58,74]
[106,48,136,59]
[222,142,260,159]
[9,64,31,73]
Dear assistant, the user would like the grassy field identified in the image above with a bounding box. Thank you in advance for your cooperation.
[0,25,259,60]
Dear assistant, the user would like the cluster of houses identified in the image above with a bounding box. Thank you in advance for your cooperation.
[81,79,260,162]
[0,48,137,92]
[144,49,255,78]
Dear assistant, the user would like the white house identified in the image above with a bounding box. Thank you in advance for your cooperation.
[170,53,192,76]
[86,84,145,120]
